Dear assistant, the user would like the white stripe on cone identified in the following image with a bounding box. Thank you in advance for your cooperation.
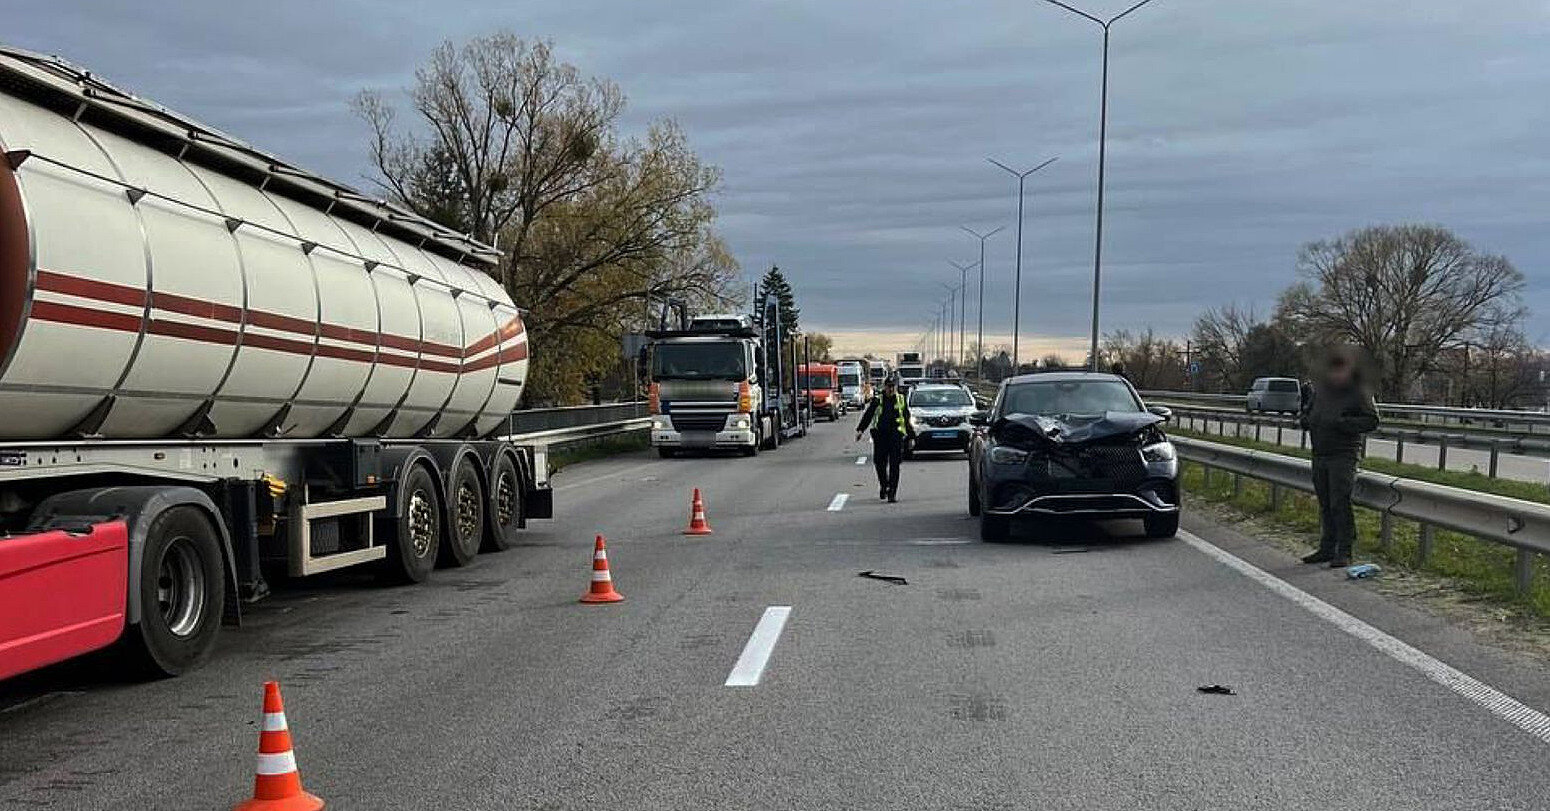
[591,571,611,582]
[261,712,288,732]
[254,750,298,776]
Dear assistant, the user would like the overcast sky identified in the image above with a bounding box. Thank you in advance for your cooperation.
[11,0,1549,358]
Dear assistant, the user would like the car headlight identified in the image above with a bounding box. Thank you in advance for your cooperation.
[989,446,1029,465]
[1141,440,1176,463]
[651,417,670,431]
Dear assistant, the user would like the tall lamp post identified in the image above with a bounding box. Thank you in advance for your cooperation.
[987,156,1057,374]
[948,260,976,371]
[939,282,960,372]
[960,225,1004,380]
[1037,0,1161,370]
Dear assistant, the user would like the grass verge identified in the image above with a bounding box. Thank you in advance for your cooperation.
[549,432,649,473]
[1177,450,1550,620]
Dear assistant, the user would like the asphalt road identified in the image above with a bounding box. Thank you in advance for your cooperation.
[5,421,1550,809]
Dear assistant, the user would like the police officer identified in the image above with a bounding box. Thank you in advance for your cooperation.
[854,376,915,503]
[1299,350,1379,567]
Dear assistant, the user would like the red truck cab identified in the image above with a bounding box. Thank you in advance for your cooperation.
[798,363,844,421]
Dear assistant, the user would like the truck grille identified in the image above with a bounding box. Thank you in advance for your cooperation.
[670,413,729,432]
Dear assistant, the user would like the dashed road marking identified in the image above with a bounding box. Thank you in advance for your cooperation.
[725,606,792,687]
[827,493,849,511]
[855,456,868,465]
[908,538,971,545]
[1180,529,1550,747]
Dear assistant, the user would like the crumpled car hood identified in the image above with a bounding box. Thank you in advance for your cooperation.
[993,411,1163,446]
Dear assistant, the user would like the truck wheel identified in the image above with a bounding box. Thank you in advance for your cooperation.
[440,455,484,567]
[125,506,225,677]
[1144,513,1180,539]
[979,513,1010,542]
[380,463,441,584]
[761,417,779,450]
[483,453,524,552]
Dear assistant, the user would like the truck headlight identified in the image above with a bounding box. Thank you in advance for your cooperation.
[732,416,751,430]
[989,446,1029,465]
[651,417,670,431]
[1141,441,1176,463]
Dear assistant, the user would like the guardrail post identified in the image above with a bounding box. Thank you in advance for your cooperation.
[1417,523,1434,566]
[1202,463,1212,489]
[1234,421,1242,439]
[1514,549,1535,597]
[1275,424,1283,446]
[1231,472,1242,499]
[1394,433,1404,464]
[1488,442,1500,478]
[1379,512,1393,551]
[1299,428,1307,450]
[1437,436,1448,471]
[1253,420,1261,442]
[1269,483,1281,512]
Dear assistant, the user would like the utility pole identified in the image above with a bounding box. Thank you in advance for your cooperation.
[948,261,975,371]
[987,156,1057,373]
[960,225,1004,380]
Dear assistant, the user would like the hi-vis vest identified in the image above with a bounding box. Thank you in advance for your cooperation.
[867,393,907,433]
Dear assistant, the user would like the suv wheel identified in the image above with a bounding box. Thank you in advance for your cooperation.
[979,513,1010,542]
[1144,512,1180,539]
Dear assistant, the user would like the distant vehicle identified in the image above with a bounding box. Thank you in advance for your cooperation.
[896,351,925,381]
[869,363,891,386]
[798,363,843,421]
[967,372,1179,541]
[1246,377,1303,414]
[905,383,978,458]
[835,359,871,408]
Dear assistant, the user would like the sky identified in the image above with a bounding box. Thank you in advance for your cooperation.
[9,0,1550,360]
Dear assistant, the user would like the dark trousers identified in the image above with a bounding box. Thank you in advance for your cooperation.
[1312,454,1358,557]
[871,431,904,496]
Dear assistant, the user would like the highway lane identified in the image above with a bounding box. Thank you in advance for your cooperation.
[4,422,1550,809]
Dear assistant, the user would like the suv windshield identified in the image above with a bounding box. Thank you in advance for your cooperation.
[910,388,973,407]
[651,342,746,380]
[1001,379,1140,417]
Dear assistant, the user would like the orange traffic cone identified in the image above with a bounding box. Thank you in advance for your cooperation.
[235,681,324,811]
[683,488,714,536]
[580,535,624,603]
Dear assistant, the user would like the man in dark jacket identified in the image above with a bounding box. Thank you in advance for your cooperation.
[854,376,916,502]
[1299,351,1379,567]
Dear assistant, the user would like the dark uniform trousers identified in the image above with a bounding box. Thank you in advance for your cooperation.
[872,430,904,496]
[1312,454,1359,558]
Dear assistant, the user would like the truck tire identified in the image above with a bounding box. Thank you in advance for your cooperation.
[380,463,442,584]
[440,454,485,567]
[1144,512,1180,539]
[761,416,779,450]
[124,506,225,678]
[483,452,524,552]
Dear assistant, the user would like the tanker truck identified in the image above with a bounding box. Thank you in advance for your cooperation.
[0,48,553,680]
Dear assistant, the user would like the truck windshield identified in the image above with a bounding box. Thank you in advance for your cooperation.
[1001,380,1141,417]
[651,342,746,380]
[839,373,861,386]
[798,373,836,390]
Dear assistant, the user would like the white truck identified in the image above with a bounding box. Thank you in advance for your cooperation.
[0,48,553,680]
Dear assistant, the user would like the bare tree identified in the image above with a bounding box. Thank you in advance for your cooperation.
[1190,303,1259,391]
[1278,225,1524,401]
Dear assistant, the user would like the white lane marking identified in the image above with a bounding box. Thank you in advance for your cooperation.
[908,538,972,545]
[725,606,792,687]
[827,493,849,511]
[1180,530,1550,746]
[856,455,868,465]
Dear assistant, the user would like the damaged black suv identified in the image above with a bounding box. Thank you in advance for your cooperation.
[967,372,1179,541]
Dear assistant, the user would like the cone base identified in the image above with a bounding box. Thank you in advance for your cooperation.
[682,527,713,536]
[234,790,325,811]
[580,590,624,603]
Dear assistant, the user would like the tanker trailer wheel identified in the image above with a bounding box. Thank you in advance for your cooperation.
[126,506,225,677]
[380,463,442,584]
[482,452,524,552]
[438,454,485,567]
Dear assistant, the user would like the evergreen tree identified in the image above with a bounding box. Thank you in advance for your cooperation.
[760,265,800,338]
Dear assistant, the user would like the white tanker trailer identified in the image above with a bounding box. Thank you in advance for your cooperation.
[0,47,553,680]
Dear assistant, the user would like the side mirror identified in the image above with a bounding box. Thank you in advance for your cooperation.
[1147,404,1173,421]
[974,395,992,409]
[969,411,989,427]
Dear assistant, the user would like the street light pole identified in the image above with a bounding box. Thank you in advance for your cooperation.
[1038,0,1160,370]
[987,156,1057,374]
[949,260,975,371]
[938,282,959,371]
[961,225,1004,380]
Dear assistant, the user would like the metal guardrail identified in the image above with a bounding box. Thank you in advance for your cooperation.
[1143,390,1550,432]
[508,417,652,448]
[1175,435,1550,595]
[1169,405,1550,478]
[506,402,648,435]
